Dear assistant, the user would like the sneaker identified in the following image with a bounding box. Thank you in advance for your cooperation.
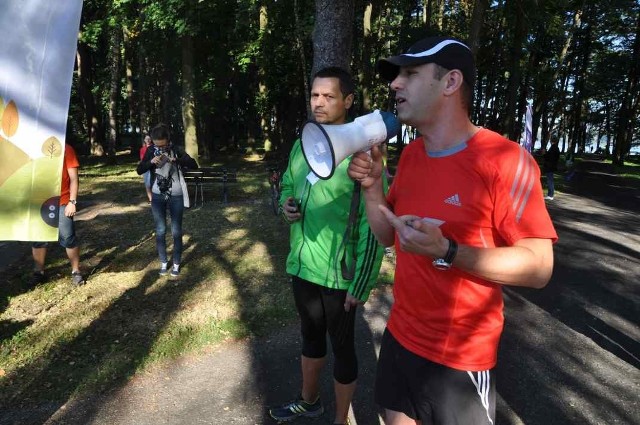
[170,264,180,277]
[159,262,169,276]
[71,271,85,286]
[268,395,324,422]
[29,271,46,286]
[544,196,554,201]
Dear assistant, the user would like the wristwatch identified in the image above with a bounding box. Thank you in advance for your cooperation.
[69,199,77,205]
[432,238,458,270]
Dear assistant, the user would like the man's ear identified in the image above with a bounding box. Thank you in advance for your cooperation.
[443,70,464,95]
[344,93,354,110]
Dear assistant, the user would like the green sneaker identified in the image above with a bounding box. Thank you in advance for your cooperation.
[268,395,323,422]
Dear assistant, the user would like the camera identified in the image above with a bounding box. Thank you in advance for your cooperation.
[155,152,169,167]
[156,175,172,193]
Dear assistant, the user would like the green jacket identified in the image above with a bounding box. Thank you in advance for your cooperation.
[280,139,386,302]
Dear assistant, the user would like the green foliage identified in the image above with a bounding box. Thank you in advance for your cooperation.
[68,0,640,159]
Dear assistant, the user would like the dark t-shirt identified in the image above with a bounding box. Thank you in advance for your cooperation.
[543,143,560,173]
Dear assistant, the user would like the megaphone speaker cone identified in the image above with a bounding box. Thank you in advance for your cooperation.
[301,110,399,180]
[301,121,335,179]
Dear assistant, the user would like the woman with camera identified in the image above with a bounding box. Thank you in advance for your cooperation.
[136,123,198,277]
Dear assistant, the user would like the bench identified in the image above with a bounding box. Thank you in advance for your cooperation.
[182,167,238,206]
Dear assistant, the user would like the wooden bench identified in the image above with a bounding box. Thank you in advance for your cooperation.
[182,167,237,206]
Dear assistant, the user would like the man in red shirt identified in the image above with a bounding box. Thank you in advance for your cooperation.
[31,144,85,286]
[348,36,557,424]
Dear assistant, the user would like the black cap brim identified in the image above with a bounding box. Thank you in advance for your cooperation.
[376,37,476,87]
[377,56,433,82]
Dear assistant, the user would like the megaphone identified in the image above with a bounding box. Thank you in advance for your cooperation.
[301,110,400,180]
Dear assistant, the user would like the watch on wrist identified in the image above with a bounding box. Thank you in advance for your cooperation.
[69,199,77,205]
[432,238,458,270]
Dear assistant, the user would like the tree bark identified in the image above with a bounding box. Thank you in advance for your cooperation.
[181,34,199,162]
[613,8,640,165]
[502,0,527,141]
[123,27,137,137]
[311,0,354,78]
[76,43,104,156]
[107,27,121,159]
[468,0,488,56]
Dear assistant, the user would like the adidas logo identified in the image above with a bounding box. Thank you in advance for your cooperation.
[444,193,462,207]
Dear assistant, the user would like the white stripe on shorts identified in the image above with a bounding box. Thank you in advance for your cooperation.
[467,370,494,425]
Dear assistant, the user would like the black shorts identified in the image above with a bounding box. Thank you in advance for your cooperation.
[375,329,496,425]
[291,275,358,384]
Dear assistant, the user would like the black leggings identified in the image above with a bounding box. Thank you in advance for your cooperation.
[291,275,358,384]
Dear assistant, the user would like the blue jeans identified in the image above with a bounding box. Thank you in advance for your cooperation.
[545,171,555,197]
[151,193,184,264]
[32,204,78,248]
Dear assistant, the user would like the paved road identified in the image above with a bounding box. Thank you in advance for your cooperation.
[1,163,638,425]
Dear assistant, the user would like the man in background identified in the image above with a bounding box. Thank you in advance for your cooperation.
[543,135,560,200]
[30,144,85,286]
[269,67,385,425]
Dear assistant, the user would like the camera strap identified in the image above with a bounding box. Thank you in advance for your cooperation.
[340,181,361,281]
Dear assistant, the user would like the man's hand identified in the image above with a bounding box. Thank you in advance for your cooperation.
[347,145,384,189]
[378,205,449,259]
[282,196,301,222]
[65,202,77,217]
[344,293,362,312]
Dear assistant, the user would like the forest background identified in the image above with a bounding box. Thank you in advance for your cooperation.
[72,0,639,165]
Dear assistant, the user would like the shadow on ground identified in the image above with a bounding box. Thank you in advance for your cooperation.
[1,158,638,425]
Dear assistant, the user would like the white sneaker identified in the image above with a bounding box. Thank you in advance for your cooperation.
[544,196,554,201]
[159,262,169,276]
[170,264,180,277]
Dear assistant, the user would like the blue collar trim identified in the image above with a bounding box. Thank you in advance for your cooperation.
[427,141,468,157]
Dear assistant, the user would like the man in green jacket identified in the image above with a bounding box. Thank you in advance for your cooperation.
[268,67,386,425]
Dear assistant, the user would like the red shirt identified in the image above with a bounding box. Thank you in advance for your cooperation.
[387,129,557,371]
[140,144,150,160]
[60,145,80,206]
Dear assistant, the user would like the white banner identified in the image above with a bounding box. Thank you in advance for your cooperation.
[0,1,83,241]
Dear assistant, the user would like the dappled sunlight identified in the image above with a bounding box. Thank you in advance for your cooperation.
[0,270,145,398]
[178,277,240,324]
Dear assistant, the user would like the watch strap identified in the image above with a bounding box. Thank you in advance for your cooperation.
[432,238,457,270]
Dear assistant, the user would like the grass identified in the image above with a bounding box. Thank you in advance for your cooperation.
[0,151,394,409]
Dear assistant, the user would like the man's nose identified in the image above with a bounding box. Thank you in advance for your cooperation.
[390,77,402,91]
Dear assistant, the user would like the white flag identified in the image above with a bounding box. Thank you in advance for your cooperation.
[522,103,533,153]
[0,1,83,241]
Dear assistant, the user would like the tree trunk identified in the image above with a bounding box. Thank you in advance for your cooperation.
[294,0,311,118]
[502,0,527,141]
[468,0,488,56]
[259,4,273,152]
[613,8,640,165]
[138,46,149,136]
[569,21,592,157]
[359,2,375,113]
[123,27,137,137]
[107,28,121,159]
[181,34,199,162]
[311,0,354,78]
[76,43,104,156]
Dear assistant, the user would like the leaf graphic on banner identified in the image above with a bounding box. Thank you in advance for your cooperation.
[2,100,19,137]
[42,137,62,158]
[0,135,30,188]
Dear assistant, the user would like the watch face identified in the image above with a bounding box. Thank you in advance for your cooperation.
[432,259,452,270]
